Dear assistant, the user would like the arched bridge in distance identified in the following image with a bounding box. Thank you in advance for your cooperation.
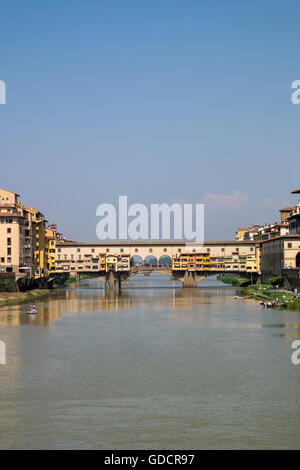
[53,241,260,290]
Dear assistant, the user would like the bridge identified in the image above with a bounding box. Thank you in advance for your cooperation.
[100,266,258,291]
[54,241,260,290]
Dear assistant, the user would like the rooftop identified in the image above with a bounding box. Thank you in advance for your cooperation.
[57,240,258,247]
[260,234,300,244]
[279,206,296,212]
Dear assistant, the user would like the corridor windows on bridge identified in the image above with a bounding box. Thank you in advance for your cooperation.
[144,255,157,267]
[131,255,142,266]
[159,255,172,267]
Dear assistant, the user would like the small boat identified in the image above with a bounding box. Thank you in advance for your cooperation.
[232,296,240,299]
[27,305,37,315]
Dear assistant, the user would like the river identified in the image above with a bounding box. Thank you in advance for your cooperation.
[0,274,299,449]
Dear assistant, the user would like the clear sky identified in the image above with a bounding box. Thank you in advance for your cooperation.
[1,0,299,241]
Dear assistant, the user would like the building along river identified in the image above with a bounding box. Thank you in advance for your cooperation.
[0,274,299,449]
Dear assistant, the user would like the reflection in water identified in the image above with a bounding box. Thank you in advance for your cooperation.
[0,274,300,449]
[1,275,300,335]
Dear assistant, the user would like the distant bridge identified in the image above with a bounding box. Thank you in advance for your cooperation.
[73,266,258,290]
[54,240,260,290]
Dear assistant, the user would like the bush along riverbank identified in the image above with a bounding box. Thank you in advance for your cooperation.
[217,275,251,287]
[217,275,300,310]
[56,276,77,286]
[54,273,95,287]
[0,289,50,307]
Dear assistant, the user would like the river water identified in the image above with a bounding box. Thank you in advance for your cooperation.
[0,274,299,449]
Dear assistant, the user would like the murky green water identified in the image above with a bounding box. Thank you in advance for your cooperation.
[0,274,299,449]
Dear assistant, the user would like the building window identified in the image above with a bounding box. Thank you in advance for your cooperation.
[250,247,254,251]
[58,248,61,253]
[7,248,11,255]
[0,257,4,263]
[288,243,292,248]
[149,248,153,253]
[135,248,138,253]
[91,249,95,253]
[164,248,167,252]
[7,228,11,233]
[106,248,109,253]
[120,248,124,253]
[77,248,80,252]
[178,249,181,253]
[7,238,11,246]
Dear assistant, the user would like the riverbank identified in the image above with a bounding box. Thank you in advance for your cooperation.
[0,275,83,306]
[241,284,300,310]
[217,275,300,310]
[0,289,50,307]
[217,275,251,287]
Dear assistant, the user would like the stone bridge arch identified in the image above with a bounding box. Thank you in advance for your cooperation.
[144,255,158,266]
[159,255,172,266]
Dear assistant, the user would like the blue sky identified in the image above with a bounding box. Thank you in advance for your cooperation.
[0,0,299,240]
